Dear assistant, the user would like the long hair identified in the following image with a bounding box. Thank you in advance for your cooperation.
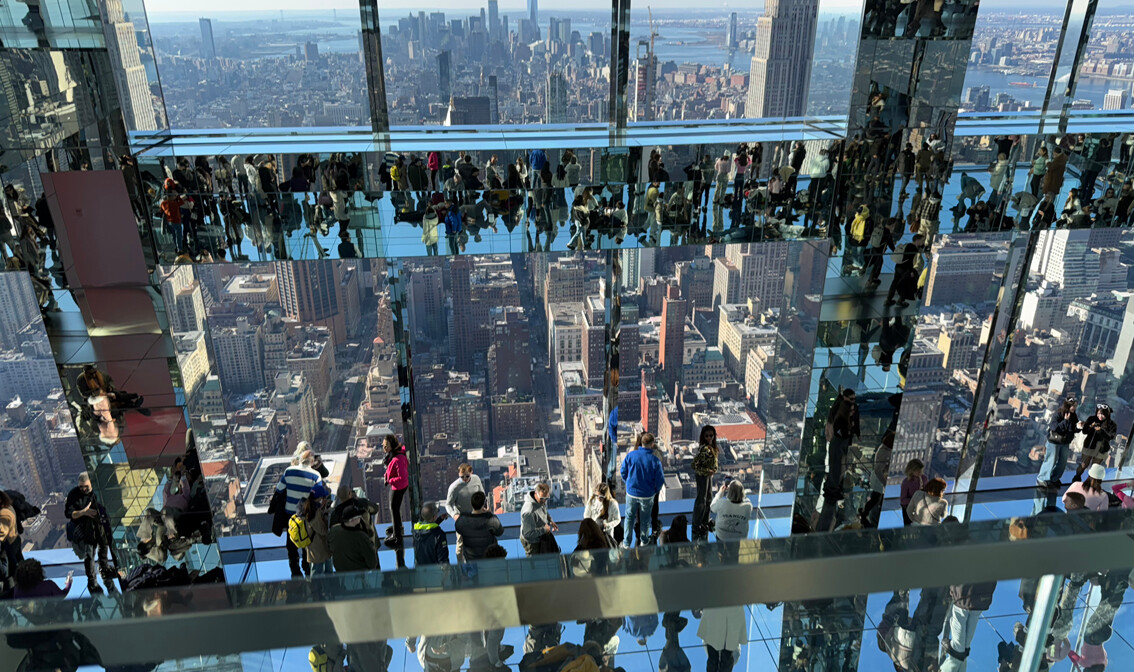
[1084,477,1104,495]
[663,515,689,544]
[576,518,610,551]
[699,425,718,454]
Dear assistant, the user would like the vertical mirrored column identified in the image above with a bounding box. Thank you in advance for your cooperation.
[783,1,985,668]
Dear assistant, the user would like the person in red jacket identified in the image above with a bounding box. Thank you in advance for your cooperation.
[427,151,441,190]
[382,434,410,558]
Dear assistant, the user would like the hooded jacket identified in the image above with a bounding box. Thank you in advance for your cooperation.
[520,491,551,545]
[384,448,409,491]
[412,519,449,565]
[328,524,378,572]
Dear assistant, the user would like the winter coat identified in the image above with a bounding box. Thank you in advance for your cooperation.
[1080,415,1117,455]
[620,447,664,498]
[453,511,503,561]
[306,506,332,565]
[384,449,409,491]
[585,496,621,535]
[949,582,996,611]
[697,606,747,652]
[412,520,450,565]
[328,525,378,572]
[520,491,552,545]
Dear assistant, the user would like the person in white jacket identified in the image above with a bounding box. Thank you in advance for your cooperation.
[698,604,747,672]
[585,482,621,542]
[710,480,752,542]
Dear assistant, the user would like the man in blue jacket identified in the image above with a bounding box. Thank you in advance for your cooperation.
[620,432,665,548]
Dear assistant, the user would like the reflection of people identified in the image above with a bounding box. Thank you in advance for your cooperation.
[939,582,996,672]
[64,473,117,594]
[908,478,948,525]
[698,605,747,672]
[824,389,860,502]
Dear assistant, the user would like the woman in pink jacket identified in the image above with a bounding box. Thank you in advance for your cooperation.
[383,434,410,552]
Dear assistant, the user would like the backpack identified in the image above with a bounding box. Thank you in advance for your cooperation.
[288,513,313,549]
[6,490,40,534]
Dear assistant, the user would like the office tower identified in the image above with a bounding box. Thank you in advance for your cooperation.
[1103,88,1129,110]
[923,241,1003,307]
[275,262,345,345]
[629,44,657,122]
[528,0,538,26]
[487,306,533,396]
[444,96,492,125]
[450,257,476,371]
[0,399,55,502]
[199,18,216,60]
[269,372,319,455]
[892,340,949,475]
[437,51,452,103]
[488,0,499,40]
[620,247,657,291]
[546,72,568,123]
[1107,299,1134,385]
[210,318,264,396]
[727,12,739,49]
[161,267,206,334]
[0,272,41,350]
[659,285,687,387]
[747,0,820,118]
[965,85,991,109]
[101,0,157,130]
[488,75,500,124]
[304,41,319,61]
[712,243,788,314]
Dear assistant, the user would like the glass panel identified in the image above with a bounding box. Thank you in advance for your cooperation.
[378,2,611,126]
[146,6,371,129]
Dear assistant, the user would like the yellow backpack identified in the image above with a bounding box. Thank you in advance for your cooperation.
[288,513,312,549]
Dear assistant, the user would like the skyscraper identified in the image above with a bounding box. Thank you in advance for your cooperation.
[487,0,499,40]
[528,0,538,27]
[659,285,687,387]
[1103,88,1129,111]
[276,262,345,345]
[199,18,216,60]
[727,12,739,49]
[747,0,820,119]
[629,42,657,122]
[438,50,452,103]
[101,0,158,130]
[547,72,568,123]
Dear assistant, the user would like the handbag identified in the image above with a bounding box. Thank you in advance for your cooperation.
[1048,429,1072,444]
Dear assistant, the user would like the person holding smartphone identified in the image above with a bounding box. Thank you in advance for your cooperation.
[13,558,73,598]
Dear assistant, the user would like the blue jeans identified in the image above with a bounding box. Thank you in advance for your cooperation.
[623,495,654,548]
[1039,440,1070,484]
[311,559,334,574]
[939,604,983,672]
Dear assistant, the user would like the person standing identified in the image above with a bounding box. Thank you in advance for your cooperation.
[691,426,719,541]
[939,582,996,672]
[620,433,665,548]
[412,502,450,566]
[328,502,379,573]
[1074,403,1117,482]
[303,494,334,575]
[64,473,117,594]
[698,605,747,672]
[899,459,928,526]
[1040,399,1078,488]
[520,482,558,556]
[446,463,484,561]
[824,389,860,503]
[273,446,329,578]
[453,491,503,562]
[382,434,409,558]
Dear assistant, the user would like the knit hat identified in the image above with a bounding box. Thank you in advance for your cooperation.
[1089,463,1106,481]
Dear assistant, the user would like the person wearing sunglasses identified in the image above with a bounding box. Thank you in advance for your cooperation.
[446,463,484,562]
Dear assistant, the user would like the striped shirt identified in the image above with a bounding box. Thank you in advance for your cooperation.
[275,466,328,514]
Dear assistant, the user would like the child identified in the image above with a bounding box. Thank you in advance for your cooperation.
[899,459,927,526]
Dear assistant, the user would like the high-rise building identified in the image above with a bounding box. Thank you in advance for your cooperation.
[269,371,319,455]
[528,0,538,27]
[488,75,500,124]
[210,318,264,396]
[0,272,41,350]
[1103,88,1129,111]
[304,41,320,61]
[747,0,820,119]
[487,0,499,40]
[444,96,492,125]
[199,18,216,60]
[101,0,157,130]
[659,285,687,387]
[438,51,451,103]
[727,12,739,49]
[487,306,533,396]
[629,44,657,122]
[547,72,568,124]
[276,262,345,345]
